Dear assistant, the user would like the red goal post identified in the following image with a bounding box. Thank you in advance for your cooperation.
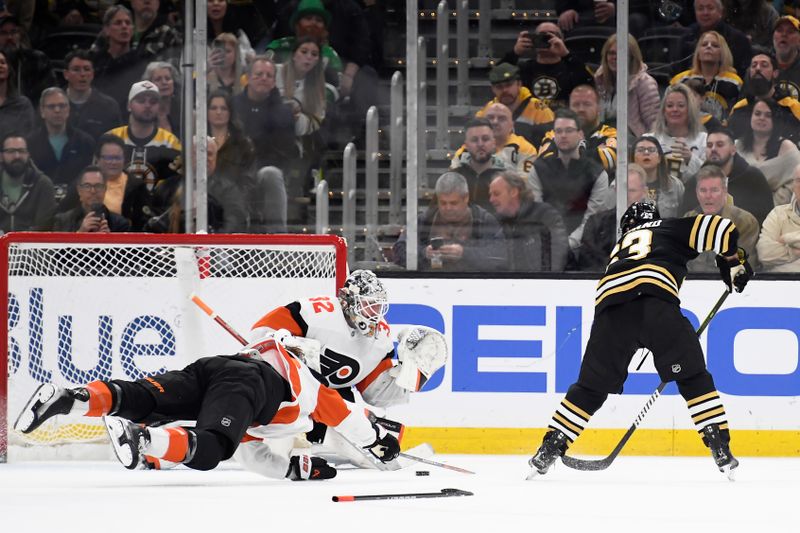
[0,232,347,462]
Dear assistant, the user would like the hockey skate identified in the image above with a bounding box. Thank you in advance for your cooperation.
[14,383,87,434]
[702,424,739,481]
[103,416,152,470]
[527,429,569,479]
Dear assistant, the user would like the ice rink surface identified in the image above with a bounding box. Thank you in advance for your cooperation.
[0,454,797,533]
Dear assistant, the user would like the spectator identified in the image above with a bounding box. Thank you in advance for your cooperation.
[538,84,618,175]
[650,83,708,183]
[208,32,246,96]
[0,15,55,103]
[0,133,56,232]
[233,56,297,171]
[488,169,569,272]
[499,22,594,109]
[0,49,35,144]
[728,48,800,142]
[557,1,616,33]
[94,133,140,217]
[678,0,753,77]
[529,109,613,252]
[145,137,248,234]
[53,165,130,232]
[90,5,148,112]
[476,63,554,149]
[392,172,507,272]
[27,87,95,206]
[773,16,800,100]
[129,0,181,66]
[144,60,180,135]
[631,135,686,217]
[735,97,800,205]
[594,34,660,138]
[756,164,800,271]
[449,117,506,211]
[63,49,123,141]
[109,80,182,230]
[577,163,650,271]
[684,164,760,270]
[724,0,779,48]
[681,128,773,223]
[670,31,743,123]
[273,0,380,119]
[453,104,537,177]
[207,0,269,50]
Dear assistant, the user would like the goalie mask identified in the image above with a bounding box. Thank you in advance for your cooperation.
[620,201,660,233]
[338,269,389,338]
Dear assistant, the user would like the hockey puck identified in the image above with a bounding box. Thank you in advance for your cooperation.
[415,470,430,476]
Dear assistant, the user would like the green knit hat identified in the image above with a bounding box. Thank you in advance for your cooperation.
[290,0,331,29]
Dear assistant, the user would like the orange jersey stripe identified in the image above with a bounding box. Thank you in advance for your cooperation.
[355,357,394,393]
[162,427,189,463]
[85,381,113,417]
[252,306,304,335]
[271,403,301,425]
[311,384,352,427]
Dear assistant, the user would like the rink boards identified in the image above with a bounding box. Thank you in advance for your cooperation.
[381,278,800,457]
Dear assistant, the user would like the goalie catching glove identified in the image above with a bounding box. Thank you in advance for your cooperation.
[391,326,448,391]
[286,454,337,481]
[715,247,753,294]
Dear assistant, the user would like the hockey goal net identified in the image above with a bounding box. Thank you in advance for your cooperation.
[0,232,347,462]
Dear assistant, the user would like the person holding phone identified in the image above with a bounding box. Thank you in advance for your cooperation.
[499,22,593,109]
[53,165,131,232]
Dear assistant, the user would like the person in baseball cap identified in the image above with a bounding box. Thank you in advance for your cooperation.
[488,63,520,85]
[773,15,800,98]
[128,80,160,104]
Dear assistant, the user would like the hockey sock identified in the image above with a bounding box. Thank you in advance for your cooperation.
[78,381,115,417]
[146,426,191,463]
[547,384,608,444]
[677,371,730,439]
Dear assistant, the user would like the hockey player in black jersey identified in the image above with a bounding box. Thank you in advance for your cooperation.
[529,168,753,479]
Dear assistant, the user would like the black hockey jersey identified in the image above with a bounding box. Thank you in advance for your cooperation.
[594,215,740,312]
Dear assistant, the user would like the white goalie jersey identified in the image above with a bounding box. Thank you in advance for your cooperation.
[250,296,408,407]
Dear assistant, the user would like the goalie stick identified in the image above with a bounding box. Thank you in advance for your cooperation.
[559,290,730,472]
[398,452,476,474]
[332,488,473,502]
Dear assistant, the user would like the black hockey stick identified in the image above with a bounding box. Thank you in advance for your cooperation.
[561,290,730,472]
[332,488,473,502]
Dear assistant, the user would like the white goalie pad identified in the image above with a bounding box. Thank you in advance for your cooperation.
[393,326,448,391]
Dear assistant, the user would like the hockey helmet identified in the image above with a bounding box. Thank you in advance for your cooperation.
[620,201,660,233]
[338,269,389,337]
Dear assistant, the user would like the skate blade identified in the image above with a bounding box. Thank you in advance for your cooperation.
[103,416,137,470]
[525,468,542,480]
[721,464,737,482]
[13,383,57,433]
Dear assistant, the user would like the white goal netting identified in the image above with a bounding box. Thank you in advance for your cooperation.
[1,233,346,461]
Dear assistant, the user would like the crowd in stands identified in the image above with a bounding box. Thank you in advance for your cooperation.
[390,0,800,274]
[4,1,800,275]
[0,0,383,237]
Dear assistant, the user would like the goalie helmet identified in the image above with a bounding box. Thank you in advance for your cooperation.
[620,201,660,233]
[338,269,389,338]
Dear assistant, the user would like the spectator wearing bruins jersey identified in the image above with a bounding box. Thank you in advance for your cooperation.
[773,15,800,101]
[669,31,743,124]
[537,85,617,175]
[452,104,537,177]
[476,63,554,149]
[728,49,800,143]
[528,198,754,479]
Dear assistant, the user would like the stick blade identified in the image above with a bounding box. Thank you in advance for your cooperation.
[560,454,612,471]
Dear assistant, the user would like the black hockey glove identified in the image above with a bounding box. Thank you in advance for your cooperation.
[286,454,337,481]
[364,429,400,463]
[715,248,754,293]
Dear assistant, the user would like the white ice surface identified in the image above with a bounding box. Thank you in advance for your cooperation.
[0,455,797,533]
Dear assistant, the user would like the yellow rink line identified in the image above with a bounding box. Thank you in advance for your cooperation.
[401,427,800,456]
